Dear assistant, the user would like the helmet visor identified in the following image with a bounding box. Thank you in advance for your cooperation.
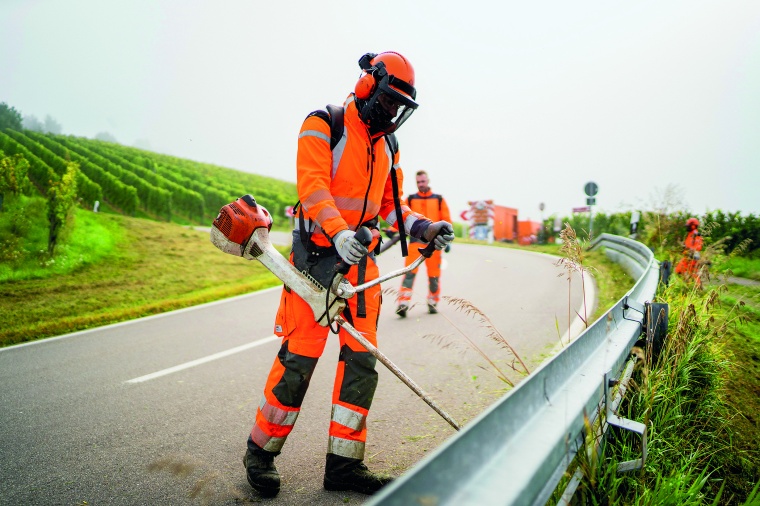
[374,76,418,133]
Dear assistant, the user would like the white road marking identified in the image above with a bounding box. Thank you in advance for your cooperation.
[125,334,279,384]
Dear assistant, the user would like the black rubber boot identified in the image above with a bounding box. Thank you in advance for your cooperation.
[243,445,280,498]
[324,454,393,495]
[427,303,438,314]
[396,304,408,318]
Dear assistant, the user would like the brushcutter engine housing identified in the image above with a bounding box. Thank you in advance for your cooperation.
[211,195,272,259]
[210,194,347,325]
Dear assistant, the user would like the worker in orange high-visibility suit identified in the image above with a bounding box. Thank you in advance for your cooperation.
[243,52,454,498]
[396,170,452,317]
[675,217,704,286]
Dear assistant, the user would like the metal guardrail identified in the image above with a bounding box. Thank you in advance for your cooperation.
[367,234,662,506]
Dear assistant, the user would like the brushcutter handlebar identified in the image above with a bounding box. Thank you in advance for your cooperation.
[419,237,437,258]
[334,226,448,298]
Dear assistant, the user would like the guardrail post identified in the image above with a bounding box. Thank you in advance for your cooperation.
[604,370,647,472]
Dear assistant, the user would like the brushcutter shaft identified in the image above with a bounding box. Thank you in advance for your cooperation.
[337,252,426,298]
[335,316,461,432]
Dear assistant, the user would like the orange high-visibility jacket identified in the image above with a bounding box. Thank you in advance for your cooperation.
[684,229,703,252]
[296,94,423,248]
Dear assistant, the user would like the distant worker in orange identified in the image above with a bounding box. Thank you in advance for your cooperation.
[674,217,703,285]
[396,170,452,317]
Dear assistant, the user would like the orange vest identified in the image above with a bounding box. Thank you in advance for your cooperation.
[406,190,451,224]
[296,95,421,247]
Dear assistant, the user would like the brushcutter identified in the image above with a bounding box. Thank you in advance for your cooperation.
[210,194,460,431]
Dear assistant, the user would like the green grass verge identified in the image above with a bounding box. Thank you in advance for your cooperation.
[715,256,760,282]
[0,207,285,347]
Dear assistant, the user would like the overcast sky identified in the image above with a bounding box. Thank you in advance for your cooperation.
[2,0,759,222]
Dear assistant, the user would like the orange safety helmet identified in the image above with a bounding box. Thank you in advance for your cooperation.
[354,51,418,134]
[686,217,699,230]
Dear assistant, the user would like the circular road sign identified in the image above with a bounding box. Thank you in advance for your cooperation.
[584,181,599,197]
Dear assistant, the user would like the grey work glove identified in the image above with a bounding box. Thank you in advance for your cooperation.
[333,229,368,265]
[423,221,455,251]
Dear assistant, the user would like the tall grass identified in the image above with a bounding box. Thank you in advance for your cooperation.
[565,276,759,505]
[555,223,596,334]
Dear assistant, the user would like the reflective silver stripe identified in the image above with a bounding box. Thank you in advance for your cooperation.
[294,220,323,236]
[315,206,341,225]
[384,142,394,173]
[328,436,365,460]
[386,205,415,229]
[332,109,347,178]
[385,209,399,227]
[303,189,334,210]
[259,396,299,427]
[251,425,288,452]
[331,404,366,431]
[299,129,330,144]
[334,195,368,212]
[261,437,286,452]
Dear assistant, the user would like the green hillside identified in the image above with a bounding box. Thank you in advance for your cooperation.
[0,129,297,225]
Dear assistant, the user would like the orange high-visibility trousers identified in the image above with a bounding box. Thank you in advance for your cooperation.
[250,255,382,461]
[397,244,442,306]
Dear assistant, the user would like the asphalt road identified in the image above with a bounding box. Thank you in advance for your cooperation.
[0,236,591,506]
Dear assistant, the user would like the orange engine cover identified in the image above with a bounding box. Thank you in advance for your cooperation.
[211,195,273,255]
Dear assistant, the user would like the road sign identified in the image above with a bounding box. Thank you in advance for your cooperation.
[586,197,596,206]
[539,202,545,212]
[573,206,590,213]
[584,181,598,197]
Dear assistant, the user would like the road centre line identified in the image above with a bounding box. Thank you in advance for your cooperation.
[125,335,279,384]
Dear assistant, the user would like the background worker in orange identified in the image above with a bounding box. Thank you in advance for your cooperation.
[396,170,452,317]
[675,217,704,285]
[243,52,454,498]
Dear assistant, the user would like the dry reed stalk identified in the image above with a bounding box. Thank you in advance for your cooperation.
[555,224,596,335]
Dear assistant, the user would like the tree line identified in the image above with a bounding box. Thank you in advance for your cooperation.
[543,209,759,259]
